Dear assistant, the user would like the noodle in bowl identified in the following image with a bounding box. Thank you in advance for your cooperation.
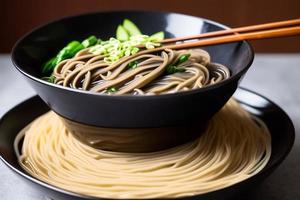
[53,48,230,95]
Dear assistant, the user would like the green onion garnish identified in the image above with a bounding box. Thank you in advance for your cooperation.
[166,66,186,74]
[175,54,191,65]
[127,61,138,69]
[107,87,118,93]
[165,54,190,74]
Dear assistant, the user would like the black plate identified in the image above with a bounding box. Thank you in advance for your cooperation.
[0,87,295,200]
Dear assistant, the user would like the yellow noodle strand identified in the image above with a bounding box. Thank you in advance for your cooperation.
[14,99,271,199]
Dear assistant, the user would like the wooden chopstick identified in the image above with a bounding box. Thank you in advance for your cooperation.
[138,24,300,55]
[163,25,300,50]
[161,18,300,44]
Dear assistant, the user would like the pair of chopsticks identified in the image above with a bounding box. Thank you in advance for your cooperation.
[142,19,300,52]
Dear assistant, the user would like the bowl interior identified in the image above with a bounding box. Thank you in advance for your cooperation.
[12,11,253,82]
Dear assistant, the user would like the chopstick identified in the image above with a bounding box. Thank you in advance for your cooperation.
[138,19,300,54]
[161,18,300,44]
[163,25,300,50]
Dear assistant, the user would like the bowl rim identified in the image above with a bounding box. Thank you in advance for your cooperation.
[0,87,295,200]
[11,10,254,100]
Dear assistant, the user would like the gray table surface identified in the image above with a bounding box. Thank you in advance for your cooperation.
[0,54,299,199]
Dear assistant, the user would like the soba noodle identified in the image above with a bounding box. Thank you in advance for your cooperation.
[15,99,271,199]
[52,48,230,95]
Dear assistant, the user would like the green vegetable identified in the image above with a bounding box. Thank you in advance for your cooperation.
[41,75,56,83]
[42,57,58,75]
[123,19,142,36]
[116,25,129,41]
[56,41,84,63]
[150,31,165,41]
[42,19,165,75]
[165,54,190,74]
[82,35,98,48]
[166,65,186,74]
[42,41,84,75]
[127,61,138,69]
[175,54,191,65]
[166,54,191,74]
[131,47,140,54]
[107,87,118,93]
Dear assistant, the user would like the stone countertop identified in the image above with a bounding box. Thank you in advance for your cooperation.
[0,54,299,200]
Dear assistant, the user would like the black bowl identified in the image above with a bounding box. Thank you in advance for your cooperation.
[0,88,295,200]
[11,11,254,129]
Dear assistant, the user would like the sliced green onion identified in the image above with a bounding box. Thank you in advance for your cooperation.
[165,54,190,74]
[150,31,165,41]
[131,47,140,54]
[82,35,98,48]
[107,87,118,93]
[123,19,142,36]
[127,61,138,69]
[90,34,161,63]
[116,25,129,41]
[166,65,186,74]
[175,54,191,65]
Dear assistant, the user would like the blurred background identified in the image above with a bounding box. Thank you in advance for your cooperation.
[0,0,299,53]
